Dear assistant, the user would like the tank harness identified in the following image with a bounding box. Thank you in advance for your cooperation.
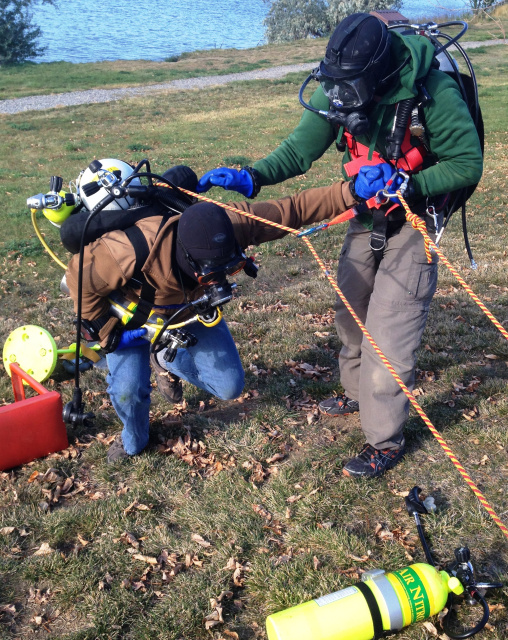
[335,77,452,261]
[59,165,198,332]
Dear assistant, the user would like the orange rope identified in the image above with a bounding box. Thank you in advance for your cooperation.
[302,235,508,540]
[165,184,508,539]
[397,191,508,342]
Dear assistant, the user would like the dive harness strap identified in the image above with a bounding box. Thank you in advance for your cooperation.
[370,210,389,262]
[354,581,384,640]
[122,215,169,330]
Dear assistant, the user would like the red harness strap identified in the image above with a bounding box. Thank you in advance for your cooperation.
[343,129,427,178]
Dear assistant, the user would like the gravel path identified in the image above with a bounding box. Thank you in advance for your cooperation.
[0,40,504,115]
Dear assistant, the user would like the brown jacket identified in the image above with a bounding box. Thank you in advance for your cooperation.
[65,181,356,342]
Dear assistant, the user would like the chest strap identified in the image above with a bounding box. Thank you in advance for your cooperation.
[343,129,427,178]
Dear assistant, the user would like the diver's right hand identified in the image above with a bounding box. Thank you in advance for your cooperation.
[196,167,254,198]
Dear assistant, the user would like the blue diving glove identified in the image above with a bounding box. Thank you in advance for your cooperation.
[354,163,405,200]
[196,167,254,197]
[116,327,148,350]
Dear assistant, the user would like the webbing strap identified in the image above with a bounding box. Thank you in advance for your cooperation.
[123,213,171,330]
[123,225,156,330]
[370,210,389,262]
[355,582,384,640]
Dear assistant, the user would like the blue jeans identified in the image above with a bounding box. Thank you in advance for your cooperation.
[106,319,244,455]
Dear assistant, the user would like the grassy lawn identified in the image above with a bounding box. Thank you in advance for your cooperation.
[0,37,507,640]
[0,9,507,101]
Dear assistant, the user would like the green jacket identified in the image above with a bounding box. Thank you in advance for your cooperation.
[253,32,483,216]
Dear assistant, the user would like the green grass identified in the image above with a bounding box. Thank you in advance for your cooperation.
[1,10,507,101]
[0,40,507,640]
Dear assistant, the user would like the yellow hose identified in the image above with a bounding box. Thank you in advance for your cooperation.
[31,209,67,270]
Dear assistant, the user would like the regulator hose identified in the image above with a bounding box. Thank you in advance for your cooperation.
[443,589,490,639]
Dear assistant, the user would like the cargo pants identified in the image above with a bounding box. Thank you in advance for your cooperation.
[334,217,438,450]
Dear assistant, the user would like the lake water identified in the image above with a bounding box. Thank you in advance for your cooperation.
[33,0,471,64]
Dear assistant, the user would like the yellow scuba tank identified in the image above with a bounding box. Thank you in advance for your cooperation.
[266,563,463,640]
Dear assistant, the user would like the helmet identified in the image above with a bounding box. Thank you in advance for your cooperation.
[317,13,391,112]
[76,158,140,212]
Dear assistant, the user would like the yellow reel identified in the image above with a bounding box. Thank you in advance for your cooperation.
[3,325,58,383]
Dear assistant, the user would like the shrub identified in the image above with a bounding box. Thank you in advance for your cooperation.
[263,0,401,43]
[0,0,55,65]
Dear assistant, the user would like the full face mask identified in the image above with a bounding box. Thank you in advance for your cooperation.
[299,13,391,136]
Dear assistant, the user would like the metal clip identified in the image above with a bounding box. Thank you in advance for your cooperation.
[378,170,410,201]
[426,205,440,237]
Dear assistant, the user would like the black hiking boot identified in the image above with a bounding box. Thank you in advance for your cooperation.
[342,443,405,478]
[107,436,130,463]
[319,394,359,416]
[150,353,183,403]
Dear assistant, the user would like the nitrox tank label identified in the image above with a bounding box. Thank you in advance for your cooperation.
[392,567,430,623]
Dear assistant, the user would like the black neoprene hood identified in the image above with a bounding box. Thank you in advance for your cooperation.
[320,12,391,80]
[175,202,241,280]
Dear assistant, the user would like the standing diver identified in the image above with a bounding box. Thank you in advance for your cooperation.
[196,13,483,477]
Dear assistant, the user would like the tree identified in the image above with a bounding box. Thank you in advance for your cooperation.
[0,0,54,65]
[264,0,401,43]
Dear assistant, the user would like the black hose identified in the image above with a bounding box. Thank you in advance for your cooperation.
[432,21,468,56]
[414,517,436,567]
[132,158,151,182]
[298,73,323,116]
[443,589,490,639]
[123,171,195,205]
[150,302,196,355]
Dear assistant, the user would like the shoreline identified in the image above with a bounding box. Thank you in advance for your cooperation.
[0,39,505,116]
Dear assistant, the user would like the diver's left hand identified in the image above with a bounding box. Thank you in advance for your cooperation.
[354,163,404,200]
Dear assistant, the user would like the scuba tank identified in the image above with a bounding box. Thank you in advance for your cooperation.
[266,562,463,640]
[266,487,503,640]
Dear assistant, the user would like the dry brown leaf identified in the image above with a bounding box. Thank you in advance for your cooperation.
[223,631,240,640]
[0,604,16,616]
[348,554,370,562]
[422,621,439,636]
[286,494,302,504]
[0,527,15,535]
[34,542,54,556]
[205,620,222,630]
[265,453,285,464]
[191,533,211,547]
[132,554,158,565]
[233,566,245,587]
[252,504,272,521]
[123,500,151,515]
[28,470,40,483]
[118,532,140,549]
[313,556,321,571]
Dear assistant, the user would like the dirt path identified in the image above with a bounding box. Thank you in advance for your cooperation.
[0,40,504,115]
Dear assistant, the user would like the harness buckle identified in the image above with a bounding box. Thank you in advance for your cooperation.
[369,231,387,252]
